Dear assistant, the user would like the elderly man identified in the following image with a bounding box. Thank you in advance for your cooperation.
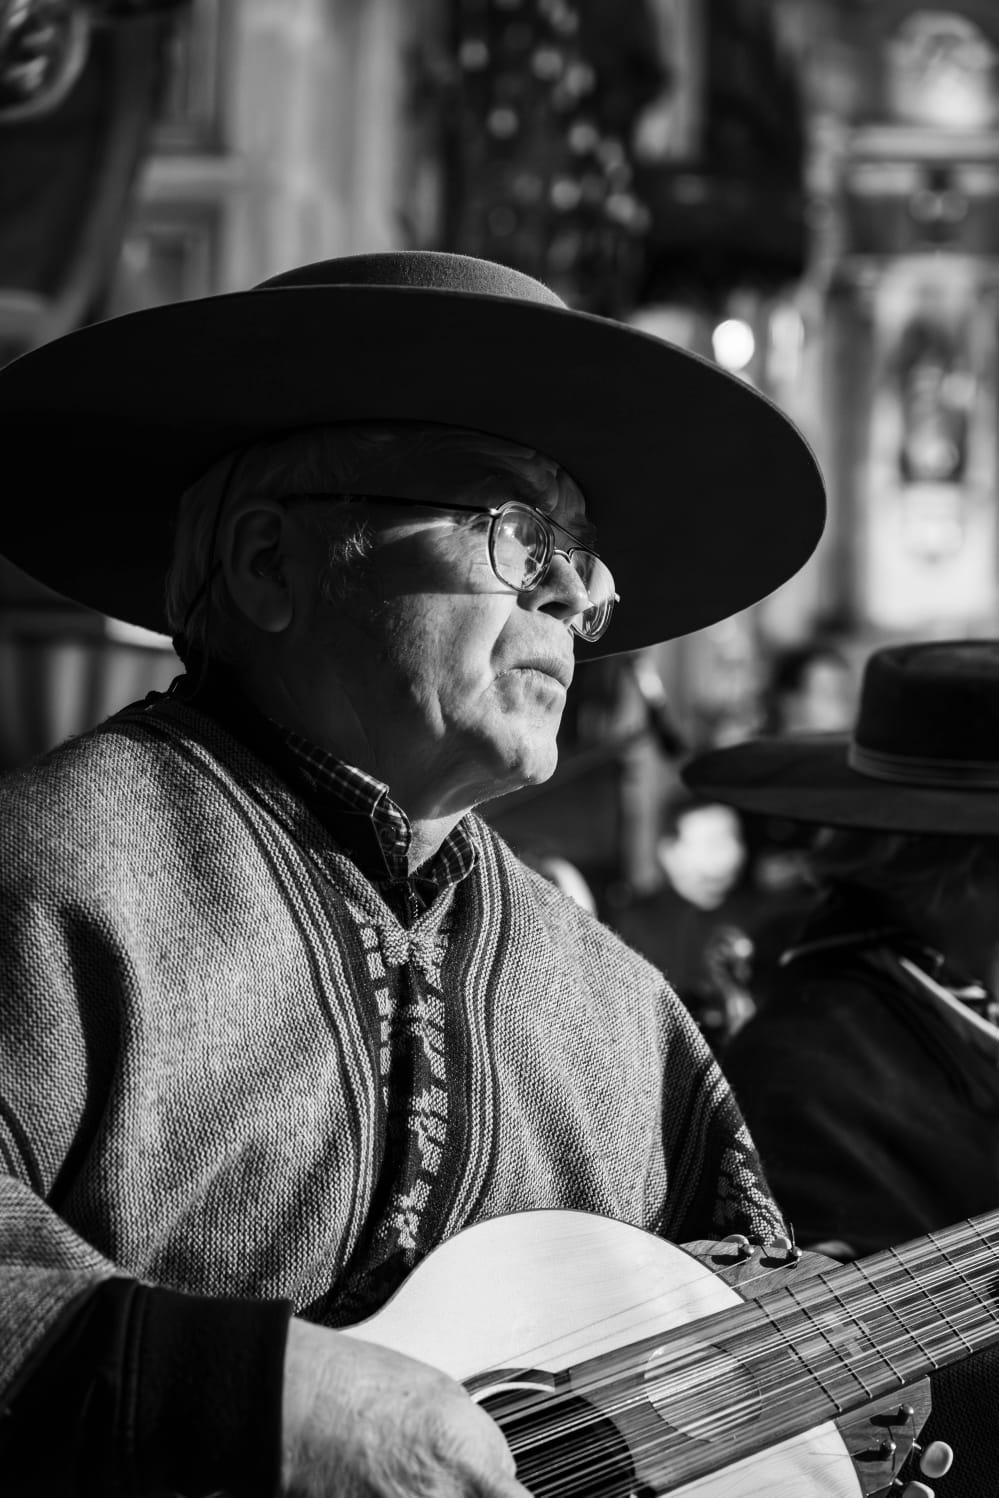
[0,253,824,1496]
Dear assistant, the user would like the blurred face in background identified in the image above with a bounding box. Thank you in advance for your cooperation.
[660,803,747,911]
[779,654,857,735]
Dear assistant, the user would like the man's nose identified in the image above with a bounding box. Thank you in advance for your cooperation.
[526,551,591,625]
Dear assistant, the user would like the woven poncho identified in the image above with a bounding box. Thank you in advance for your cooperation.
[0,691,782,1401]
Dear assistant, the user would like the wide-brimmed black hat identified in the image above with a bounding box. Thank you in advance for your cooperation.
[684,639,999,835]
[0,250,825,655]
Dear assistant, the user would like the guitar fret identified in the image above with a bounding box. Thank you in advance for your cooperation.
[885,1247,953,1368]
[959,1219,999,1345]
[735,1275,906,1418]
[852,1259,917,1384]
[927,1228,996,1336]
[966,1217,999,1257]
[749,1290,850,1413]
[811,1270,882,1398]
[783,1287,855,1411]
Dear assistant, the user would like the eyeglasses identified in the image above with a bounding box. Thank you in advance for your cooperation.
[290,493,619,643]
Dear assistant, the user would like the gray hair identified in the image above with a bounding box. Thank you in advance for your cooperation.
[164,421,573,669]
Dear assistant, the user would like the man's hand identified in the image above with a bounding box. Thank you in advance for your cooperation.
[281,1317,533,1498]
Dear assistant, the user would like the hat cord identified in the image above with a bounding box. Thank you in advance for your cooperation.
[172,447,245,677]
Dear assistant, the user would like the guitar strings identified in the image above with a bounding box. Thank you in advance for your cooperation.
[496,1295,998,1497]
[492,1232,999,1422]
[483,1224,999,1493]
[582,1224,997,1389]
[502,1281,994,1498]
[489,1225,999,1422]
[499,1255,999,1440]
[471,1216,999,1380]
[500,1276,994,1474]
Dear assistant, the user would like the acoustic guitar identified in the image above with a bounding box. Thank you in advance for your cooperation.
[344,1208,996,1496]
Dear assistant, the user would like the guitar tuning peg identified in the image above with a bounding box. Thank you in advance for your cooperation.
[918,1441,954,1479]
[766,1234,802,1263]
[899,1483,934,1498]
[721,1233,753,1260]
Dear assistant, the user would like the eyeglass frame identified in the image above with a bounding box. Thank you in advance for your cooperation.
[284,492,619,643]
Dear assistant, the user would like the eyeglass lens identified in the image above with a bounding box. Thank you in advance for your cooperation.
[490,505,615,642]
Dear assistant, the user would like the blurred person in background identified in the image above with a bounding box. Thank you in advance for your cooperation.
[685,638,999,1498]
[686,639,999,1254]
[738,637,862,1006]
[761,638,858,736]
[0,250,827,1498]
[613,786,757,1051]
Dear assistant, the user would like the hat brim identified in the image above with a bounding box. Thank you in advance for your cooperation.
[684,734,999,835]
[0,283,824,655]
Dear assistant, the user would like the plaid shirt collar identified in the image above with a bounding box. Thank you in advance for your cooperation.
[277,725,479,893]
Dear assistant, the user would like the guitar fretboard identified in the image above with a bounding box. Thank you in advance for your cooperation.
[506,1210,999,1496]
[722,1211,999,1415]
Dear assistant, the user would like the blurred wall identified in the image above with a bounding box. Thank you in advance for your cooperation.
[0,0,436,769]
[118,0,440,303]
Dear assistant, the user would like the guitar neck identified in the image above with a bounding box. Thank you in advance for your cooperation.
[743,1209,999,1412]
[638,1208,999,1481]
[534,1210,999,1494]
[356,1206,999,1496]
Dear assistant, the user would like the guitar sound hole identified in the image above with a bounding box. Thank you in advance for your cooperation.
[481,1388,646,1498]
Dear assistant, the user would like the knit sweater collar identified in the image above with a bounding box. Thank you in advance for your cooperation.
[141,671,479,903]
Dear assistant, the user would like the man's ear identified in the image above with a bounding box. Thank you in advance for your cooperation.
[221,500,295,633]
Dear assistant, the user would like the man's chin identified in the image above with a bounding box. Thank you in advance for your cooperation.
[519,740,559,789]
[474,732,560,806]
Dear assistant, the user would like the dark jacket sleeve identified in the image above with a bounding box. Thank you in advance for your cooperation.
[0,1277,291,1498]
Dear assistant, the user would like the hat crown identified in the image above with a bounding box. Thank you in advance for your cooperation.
[855,640,999,771]
[255,250,568,308]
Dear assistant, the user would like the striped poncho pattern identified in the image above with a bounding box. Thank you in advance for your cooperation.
[0,692,783,1400]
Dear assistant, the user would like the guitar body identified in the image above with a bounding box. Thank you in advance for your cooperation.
[346,1211,926,1496]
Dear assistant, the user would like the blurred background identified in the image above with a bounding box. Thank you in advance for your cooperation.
[1,0,997,1027]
